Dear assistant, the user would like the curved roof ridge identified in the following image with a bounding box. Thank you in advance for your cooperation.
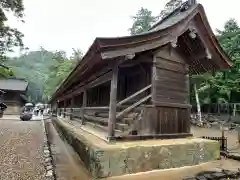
[49,2,232,103]
[150,0,196,31]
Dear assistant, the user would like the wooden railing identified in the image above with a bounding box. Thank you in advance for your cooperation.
[116,84,152,119]
[116,84,152,107]
[56,84,152,137]
[117,95,151,119]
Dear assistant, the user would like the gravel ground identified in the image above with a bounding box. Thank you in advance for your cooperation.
[0,119,46,180]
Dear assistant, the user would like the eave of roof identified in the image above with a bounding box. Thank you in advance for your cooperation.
[0,78,28,92]
[49,3,232,103]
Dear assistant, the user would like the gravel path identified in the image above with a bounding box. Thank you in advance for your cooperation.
[0,119,46,180]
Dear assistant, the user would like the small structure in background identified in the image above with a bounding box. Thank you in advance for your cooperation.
[0,78,28,115]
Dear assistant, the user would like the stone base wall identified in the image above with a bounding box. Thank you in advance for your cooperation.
[52,118,220,179]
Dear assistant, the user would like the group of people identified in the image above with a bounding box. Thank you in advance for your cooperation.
[33,106,44,116]
[20,103,49,121]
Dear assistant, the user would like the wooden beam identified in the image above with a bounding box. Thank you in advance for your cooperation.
[153,102,192,109]
[117,84,152,107]
[84,106,109,110]
[81,89,87,125]
[58,70,113,101]
[116,95,151,119]
[188,22,213,60]
[85,71,112,89]
[84,115,108,125]
[108,133,193,141]
[170,38,178,48]
[108,64,119,137]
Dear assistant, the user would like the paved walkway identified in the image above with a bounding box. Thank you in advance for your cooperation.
[0,118,46,180]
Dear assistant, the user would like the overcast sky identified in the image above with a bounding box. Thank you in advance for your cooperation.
[6,0,240,57]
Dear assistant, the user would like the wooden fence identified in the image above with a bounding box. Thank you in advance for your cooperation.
[202,136,227,152]
[191,103,240,116]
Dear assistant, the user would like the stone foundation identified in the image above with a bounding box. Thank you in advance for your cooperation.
[52,118,220,179]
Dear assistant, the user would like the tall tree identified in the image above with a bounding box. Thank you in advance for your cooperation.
[0,0,24,58]
[216,19,240,102]
[43,49,82,100]
[129,7,158,35]
[0,0,25,77]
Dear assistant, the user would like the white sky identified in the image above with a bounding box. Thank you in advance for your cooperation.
[6,0,240,57]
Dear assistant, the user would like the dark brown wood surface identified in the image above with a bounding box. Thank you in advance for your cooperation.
[139,106,190,135]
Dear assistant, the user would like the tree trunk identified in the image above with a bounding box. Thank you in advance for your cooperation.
[194,84,202,124]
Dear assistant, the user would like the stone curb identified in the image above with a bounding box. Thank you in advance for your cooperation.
[41,118,56,180]
[183,168,240,180]
[227,152,240,161]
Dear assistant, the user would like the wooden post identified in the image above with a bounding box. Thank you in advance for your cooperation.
[63,100,66,118]
[81,90,87,124]
[70,98,74,120]
[108,64,119,138]
[57,101,60,117]
[233,103,236,117]
[186,73,190,104]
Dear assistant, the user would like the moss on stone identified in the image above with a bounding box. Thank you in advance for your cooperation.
[53,119,220,179]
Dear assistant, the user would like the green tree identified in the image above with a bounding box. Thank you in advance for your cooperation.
[43,49,82,100]
[0,0,24,59]
[5,49,56,103]
[189,19,240,104]
[216,19,240,102]
[129,7,158,35]
[0,0,25,77]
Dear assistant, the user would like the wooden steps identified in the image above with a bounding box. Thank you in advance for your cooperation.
[84,114,130,133]
[83,109,140,134]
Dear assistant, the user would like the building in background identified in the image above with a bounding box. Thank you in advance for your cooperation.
[0,78,29,114]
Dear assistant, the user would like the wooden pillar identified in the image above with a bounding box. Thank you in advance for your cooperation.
[64,100,67,118]
[81,90,87,124]
[58,101,61,116]
[108,65,119,138]
[70,98,74,120]
[186,73,190,104]
[57,101,59,116]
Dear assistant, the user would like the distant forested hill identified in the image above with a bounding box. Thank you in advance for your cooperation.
[5,48,82,103]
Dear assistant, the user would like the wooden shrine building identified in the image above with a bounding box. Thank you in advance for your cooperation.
[49,1,232,141]
[0,78,28,114]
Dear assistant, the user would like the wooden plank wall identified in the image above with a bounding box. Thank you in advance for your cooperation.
[141,45,191,135]
[139,106,190,135]
[152,45,189,104]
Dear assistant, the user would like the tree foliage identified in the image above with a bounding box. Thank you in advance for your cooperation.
[189,19,240,104]
[129,2,240,104]
[129,7,158,35]
[5,48,82,103]
[0,0,25,77]
[0,0,24,59]
[43,51,79,100]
